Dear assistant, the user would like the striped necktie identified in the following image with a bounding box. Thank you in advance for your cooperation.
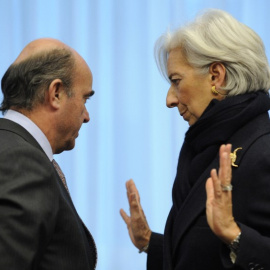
[52,159,69,193]
[51,159,98,268]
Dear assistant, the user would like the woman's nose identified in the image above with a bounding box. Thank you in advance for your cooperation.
[166,87,179,108]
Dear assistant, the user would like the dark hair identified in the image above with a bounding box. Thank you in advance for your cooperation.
[0,48,75,113]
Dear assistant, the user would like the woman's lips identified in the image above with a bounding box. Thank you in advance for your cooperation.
[180,110,187,117]
[180,110,189,121]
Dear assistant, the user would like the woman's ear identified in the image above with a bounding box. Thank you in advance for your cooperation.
[209,62,226,89]
[47,79,65,109]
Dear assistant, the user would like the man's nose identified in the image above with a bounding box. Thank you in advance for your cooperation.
[83,109,90,123]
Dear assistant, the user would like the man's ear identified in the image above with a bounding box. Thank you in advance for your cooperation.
[47,79,65,109]
[209,62,226,89]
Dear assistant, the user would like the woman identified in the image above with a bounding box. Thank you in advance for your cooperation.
[120,9,270,269]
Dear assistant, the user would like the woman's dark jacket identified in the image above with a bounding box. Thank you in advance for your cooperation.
[147,91,270,270]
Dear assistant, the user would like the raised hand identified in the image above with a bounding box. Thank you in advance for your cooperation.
[206,144,241,244]
[120,179,151,251]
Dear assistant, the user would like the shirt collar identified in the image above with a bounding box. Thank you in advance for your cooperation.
[4,109,54,161]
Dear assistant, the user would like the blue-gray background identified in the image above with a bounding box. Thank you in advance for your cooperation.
[1,0,270,269]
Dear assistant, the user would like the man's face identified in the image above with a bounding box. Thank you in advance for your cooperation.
[56,58,94,153]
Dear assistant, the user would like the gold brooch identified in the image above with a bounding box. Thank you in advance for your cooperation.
[230,147,242,167]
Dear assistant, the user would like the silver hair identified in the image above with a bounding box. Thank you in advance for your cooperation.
[155,9,270,96]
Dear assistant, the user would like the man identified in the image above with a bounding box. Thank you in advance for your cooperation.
[0,38,97,269]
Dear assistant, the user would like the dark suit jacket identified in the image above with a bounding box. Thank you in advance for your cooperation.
[0,118,97,270]
[147,113,270,270]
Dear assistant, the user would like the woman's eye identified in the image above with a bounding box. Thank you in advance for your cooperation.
[171,79,180,85]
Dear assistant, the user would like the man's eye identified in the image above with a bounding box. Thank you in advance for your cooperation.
[85,97,91,103]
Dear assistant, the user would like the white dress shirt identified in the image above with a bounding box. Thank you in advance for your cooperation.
[4,109,53,161]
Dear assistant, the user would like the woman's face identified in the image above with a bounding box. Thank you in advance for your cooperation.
[166,48,219,126]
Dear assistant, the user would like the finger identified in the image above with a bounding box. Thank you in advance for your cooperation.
[224,144,232,169]
[120,209,130,225]
[205,177,214,227]
[218,144,226,182]
[126,179,141,202]
[128,193,142,218]
[126,179,137,193]
[225,144,232,182]
[225,144,232,153]
[206,176,215,213]
[210,168,222,199]
[205,176,214,202]
[125,179,133,193]
[219,149,232,187]
[217,145,233,208]
[219,144,226,159]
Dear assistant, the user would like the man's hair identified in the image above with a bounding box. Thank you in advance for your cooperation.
[0,48,75,113]
[155,9,270,96]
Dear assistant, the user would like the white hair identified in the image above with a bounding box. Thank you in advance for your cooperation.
[155,9,270,96]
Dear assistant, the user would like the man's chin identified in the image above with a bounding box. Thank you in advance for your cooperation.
[66,141,76,151]
[55,141,75,154]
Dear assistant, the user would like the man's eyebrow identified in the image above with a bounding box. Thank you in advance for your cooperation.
[89,90,95,97]
[84,91,95,99]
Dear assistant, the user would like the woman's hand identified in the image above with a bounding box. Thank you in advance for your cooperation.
[120,179,151,251]
[206,144,241,244]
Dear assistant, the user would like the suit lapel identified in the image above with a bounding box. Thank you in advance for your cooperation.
[171,154,219,256]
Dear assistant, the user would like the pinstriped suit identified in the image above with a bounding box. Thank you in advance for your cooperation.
[0,118,97,270]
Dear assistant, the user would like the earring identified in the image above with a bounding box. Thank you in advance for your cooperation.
[211,85,219,95]
[211,85,228,96]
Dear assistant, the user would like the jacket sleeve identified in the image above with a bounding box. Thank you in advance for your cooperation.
[220,135,270,269]
[0,145,59,269]
[147,232,164,270]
